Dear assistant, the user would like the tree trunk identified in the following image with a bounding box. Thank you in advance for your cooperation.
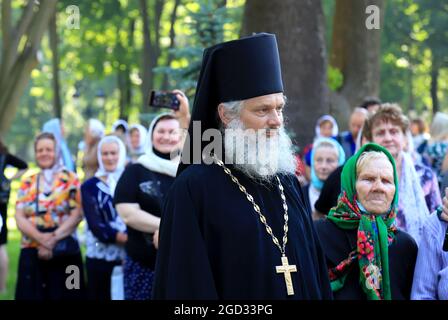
[139,0,165,107]
[430,59,439,115]
[241,0,329,149]
[49,12,62,119]
[330,0,384,129]
[0,0,58,134]
[140,0,154,108]
[162,0,181,89]
[118,19,135,120]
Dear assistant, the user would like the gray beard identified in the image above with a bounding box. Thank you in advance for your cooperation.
[223,119,297,183]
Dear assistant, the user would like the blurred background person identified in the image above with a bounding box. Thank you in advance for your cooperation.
[0,138,28,294]
[410,117,429,156]
[81,135,127,300]
[302,115,339,181]
[42,118,75,172]
[337,107,368,159]
[425,112,448,188]
[302,138,345,219]
[359,96,382,113]
[128,124,147,163]
[14,132,84,300]
[114,89,190,300]
[81,119,105,181]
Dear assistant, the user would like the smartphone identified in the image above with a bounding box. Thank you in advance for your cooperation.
[149,91,180,111]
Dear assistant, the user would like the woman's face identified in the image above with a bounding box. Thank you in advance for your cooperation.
[313,146,339,181]
[356,157,395,215]
[152,119,180,154]
[319,120,333,138]
[371,121,405,159]
[130,129,141,149]
[101,141,120,172]
[36,138,56,169]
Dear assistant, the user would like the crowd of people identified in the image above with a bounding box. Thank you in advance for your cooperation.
[0,32,448,300]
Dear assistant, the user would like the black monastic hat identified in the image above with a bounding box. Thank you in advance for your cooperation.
[177,33,284,175]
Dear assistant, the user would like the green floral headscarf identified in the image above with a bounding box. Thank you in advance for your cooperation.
[327,143,398,300]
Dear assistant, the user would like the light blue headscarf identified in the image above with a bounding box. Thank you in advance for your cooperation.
[310,137,346,190]
[42,118,75,172]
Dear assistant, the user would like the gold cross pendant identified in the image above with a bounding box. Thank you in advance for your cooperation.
[276,255,297,296]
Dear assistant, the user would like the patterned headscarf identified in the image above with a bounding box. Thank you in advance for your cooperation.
[327,143,398,300]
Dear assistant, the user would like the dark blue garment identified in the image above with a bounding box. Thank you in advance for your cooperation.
[124,255,154,300]
[81,177,124,244]
[153,163,333,300]
[337,131,356,159]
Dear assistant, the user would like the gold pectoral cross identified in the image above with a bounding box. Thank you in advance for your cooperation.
[276,255,297,296]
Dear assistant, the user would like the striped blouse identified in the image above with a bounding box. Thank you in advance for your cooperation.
[411,212,448,300]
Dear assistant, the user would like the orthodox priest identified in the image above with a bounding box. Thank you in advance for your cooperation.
[152,33,332,299]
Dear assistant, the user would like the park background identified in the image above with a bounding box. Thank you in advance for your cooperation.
[0,0,446,299]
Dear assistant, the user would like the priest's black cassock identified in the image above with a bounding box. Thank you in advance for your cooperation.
[152,33,333,299]
[153,163,332,299]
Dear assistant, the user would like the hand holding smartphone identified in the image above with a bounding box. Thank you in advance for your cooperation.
[149,91,181,111]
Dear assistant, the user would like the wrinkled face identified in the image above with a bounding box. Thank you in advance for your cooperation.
[319,120,334,138]
[36,138,56,169]
[130,129,141,149]
[152,119,180,154]
[101,141,120,172]
[356,157,395,215]
[371,121,405,159]
[313,146,339,181]
[239,93,285,138]
[349,112,367,139]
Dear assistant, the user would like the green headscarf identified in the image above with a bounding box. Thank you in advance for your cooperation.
[327,143,398,300]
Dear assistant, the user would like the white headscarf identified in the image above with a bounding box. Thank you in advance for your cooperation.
[315,115,339,138]
[88,119,105,139]
[137,113,180,177]
[397,151,430,246]
[128,124,147,155]
[95,135,127,195]
[112,119,129,133]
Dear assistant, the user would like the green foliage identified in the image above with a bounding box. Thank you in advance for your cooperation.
[154,0,244,97]
[327,65,344,91]
[380,0,448,115]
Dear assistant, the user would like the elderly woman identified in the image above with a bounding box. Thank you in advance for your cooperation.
[315,143,417,300]
[81,135,127,300]
[363,103,442,245]
[42,118,75,172]
[411,188,448,300]
[15,132,85,300]
[114,90,190,300]
[128,124,147,163]
[81,119,105,181]
[302,137,345,217]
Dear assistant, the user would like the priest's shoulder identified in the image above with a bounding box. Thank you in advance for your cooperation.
[174,163,222,186]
